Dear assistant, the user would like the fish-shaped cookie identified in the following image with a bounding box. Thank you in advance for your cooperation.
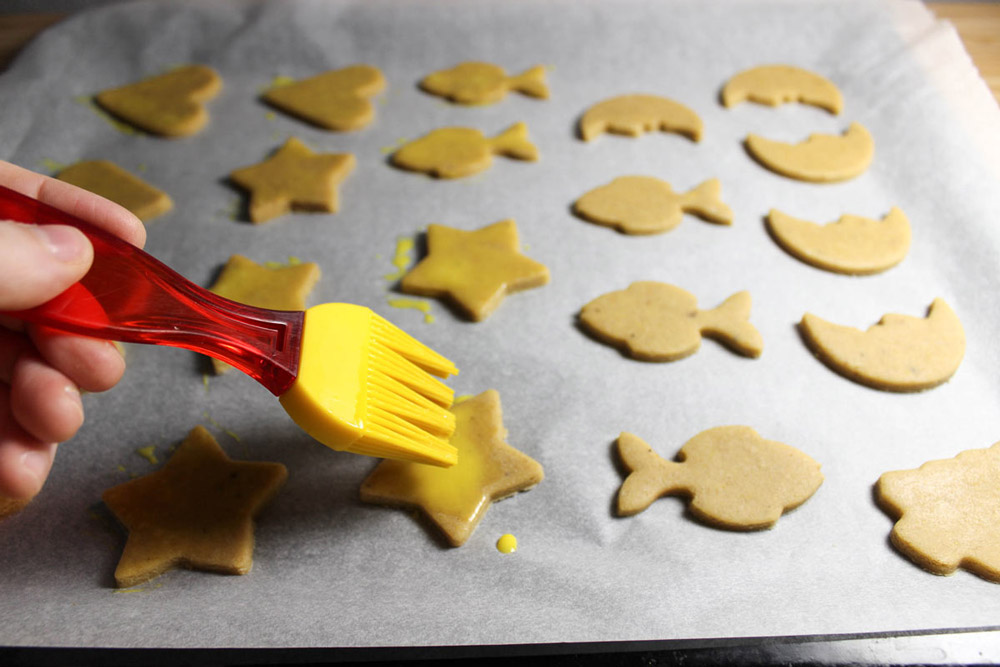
[573,177,732,234]
[391,122,539,179]
[420,62,549,105]
[579,281,763,361]
[616,428,823,529]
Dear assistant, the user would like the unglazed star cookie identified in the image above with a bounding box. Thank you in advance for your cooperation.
[573,176,732,234]
[876,443,1000,581]
[360,390,544,546]
[262,64,385,131]
[229,137,355,223]
[391,122,538,179]
[745,122,874,182]
[207,254,320,374]
[616,429,822,529]
[94,64,221,137]
[722,65,843,114]
[579,281,762,361]
[56,160,172,222]
[767,207,910,275]
[420,62,549,105]
[400,219,549,321]
[800,298,965,392]
[579,94,702,142]
[102,425,287,588]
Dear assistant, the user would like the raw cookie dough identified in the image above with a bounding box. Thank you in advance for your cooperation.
[359,390,543,547]
[745,122,874,182]
[767,207,910,275]
[102,425,287,588]
[800,298,965,392]
[56,160,172,222]
[579,281,763,361]
[262,64,385,131]
[578,94,702,142]
[420,62,549,105]
[876,442,1000,582]
[616,428,823,529]
[207,254,320,374]
[400,219,549,321]
[94,64,221,137]
[391,122,538,179]
[573,176,732,234]
[229,137,355,223]
[722,64,843,114]
[0,497,30,521]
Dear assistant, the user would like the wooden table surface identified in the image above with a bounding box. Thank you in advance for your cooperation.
[0,2,998,103]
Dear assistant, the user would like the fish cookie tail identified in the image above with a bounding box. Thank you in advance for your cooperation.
[680,179,733,225]
[698,291,763,358]
[616,433,678,516]
[490,122,539,161]
[510,65,550,99]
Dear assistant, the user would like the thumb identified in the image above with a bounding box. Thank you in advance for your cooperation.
[0,221,93,311]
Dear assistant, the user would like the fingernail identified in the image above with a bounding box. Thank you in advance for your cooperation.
[64,384,84,422]
[31,225,88,263]
[19,449,50,485]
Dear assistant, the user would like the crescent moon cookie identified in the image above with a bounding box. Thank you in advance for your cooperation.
[767,207,911,275]
[95,64,221,137]
[800,298,965,392]
[579,281,762,362]
[745,121,874,182]
[391,122,539,179]
[262,65,385,131]
[616,428,823,529]
[722,64,843,114]
[579,94,703,142]
[56,160,173,222]
[573,177,732,234]
[420,62,549,105]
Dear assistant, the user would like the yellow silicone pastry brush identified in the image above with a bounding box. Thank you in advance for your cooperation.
[0,185,458,466]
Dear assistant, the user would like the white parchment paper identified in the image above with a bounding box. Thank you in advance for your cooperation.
[1,0,1000,649]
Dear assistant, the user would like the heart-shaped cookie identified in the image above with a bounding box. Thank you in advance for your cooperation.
[95,64,222,137]
[263,65,385,131]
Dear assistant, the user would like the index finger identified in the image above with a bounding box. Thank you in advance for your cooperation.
[0,161,146,249]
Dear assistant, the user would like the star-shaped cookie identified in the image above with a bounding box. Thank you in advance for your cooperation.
[359,390,544,546]
[207,254,320,374]
[400,219,549,321]
[102,425,287,588]
[876,442,1000,582]
[229,137,355,223]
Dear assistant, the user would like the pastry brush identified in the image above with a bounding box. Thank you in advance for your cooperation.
[0,185,459,466]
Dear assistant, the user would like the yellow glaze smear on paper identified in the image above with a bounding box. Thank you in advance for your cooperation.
[135,446,158,465]
[384,237,415,280]
[496,533,518,553]
[387,297,434,323]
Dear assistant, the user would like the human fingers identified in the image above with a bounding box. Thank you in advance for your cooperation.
[0,220,93,311]
[9,353,84,446]
[0,384,58,500]
[29,326,126,393]
[0,160,145,248]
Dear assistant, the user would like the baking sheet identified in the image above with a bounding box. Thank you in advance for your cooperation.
[2,0,1000,649]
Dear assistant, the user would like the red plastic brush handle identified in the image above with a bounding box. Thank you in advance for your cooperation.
[0,185,302,396]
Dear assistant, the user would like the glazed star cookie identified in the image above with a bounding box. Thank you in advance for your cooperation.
[400,219,549,321]
[95,64,221,137]
[229,137,355,223]
[579,94,702,142]
[616,428,823,529]
[573,177,732,234]
[876,443,1000,581]
[420,62,549,105]
[391,122,538,179]
[102,425,287,588]
[800,299,965,392]
[745,122,874,182]
[360,390,544,546]
[207,254,320,374]
[722,65,843,114]
[56,160,172,222]
[262,64,385,131]
[767,207,910,275]
[579,281,763,361]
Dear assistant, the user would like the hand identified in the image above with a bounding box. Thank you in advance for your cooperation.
[0,161,146,500]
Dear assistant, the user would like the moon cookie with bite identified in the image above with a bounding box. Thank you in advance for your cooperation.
[579,94,702,142]
[746,122,874,182]
[722,64,843,114]
[767,207,910,275]
[800,299,965,392]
